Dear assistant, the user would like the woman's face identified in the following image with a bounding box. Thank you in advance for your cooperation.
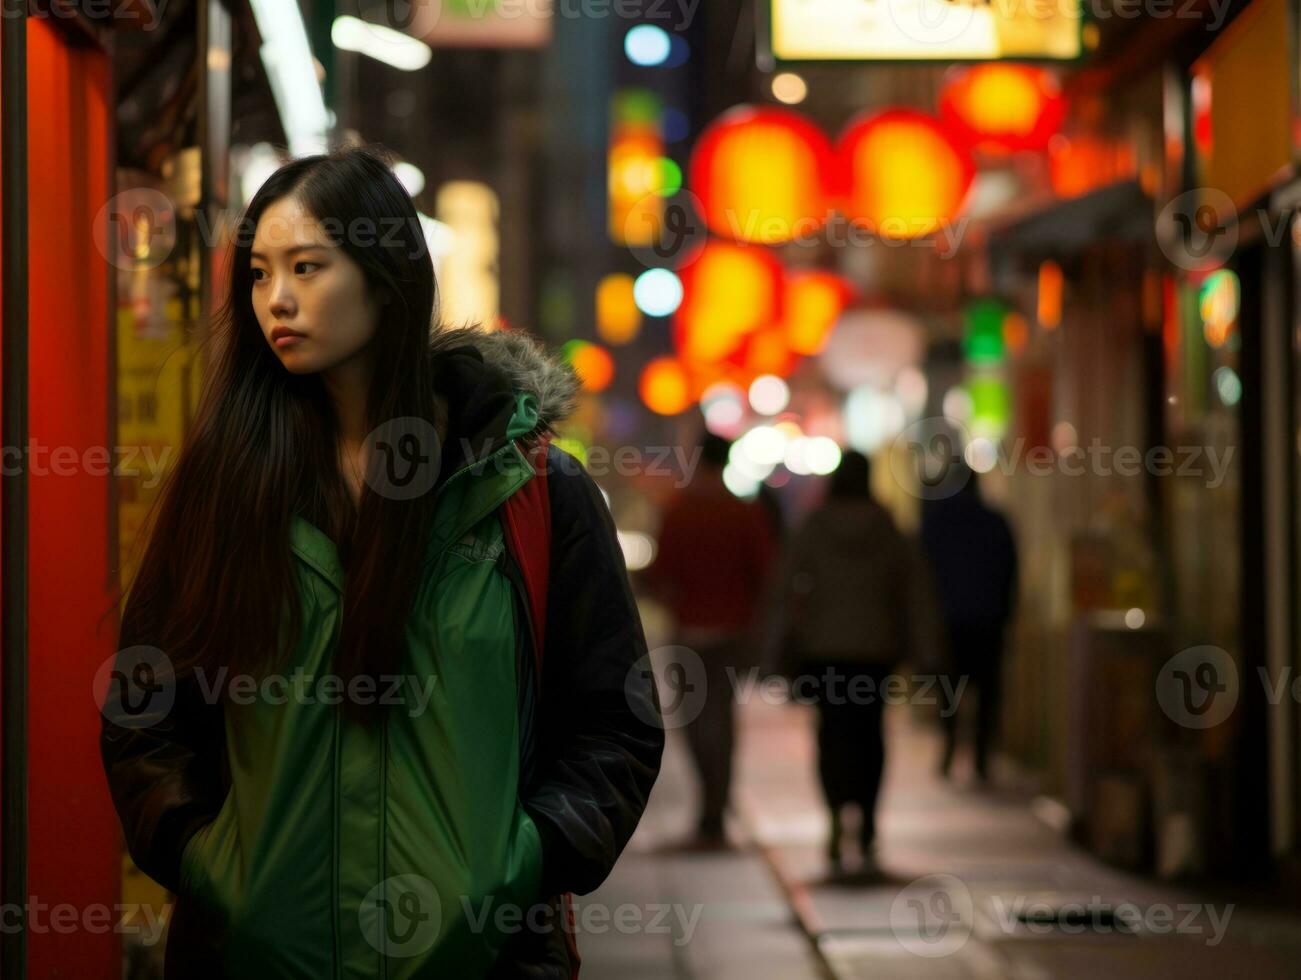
[250,195,385,376]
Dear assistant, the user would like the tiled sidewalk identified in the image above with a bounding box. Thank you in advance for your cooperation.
[731,696,1301,980]
[576,720,826,979]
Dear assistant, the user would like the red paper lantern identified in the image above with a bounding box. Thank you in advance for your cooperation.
[837,109,974,240]
[779,270,854,356]
[689,105,836,245]
[939,65,1065,154]
[673,240,785,364]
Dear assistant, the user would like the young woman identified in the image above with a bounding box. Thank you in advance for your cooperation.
[100,146,663,978]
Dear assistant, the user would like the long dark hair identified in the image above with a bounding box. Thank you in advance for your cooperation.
[122,145,441,721]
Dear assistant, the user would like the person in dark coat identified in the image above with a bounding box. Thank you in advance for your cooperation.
[772,451,938,873]
[920,465,1018,783]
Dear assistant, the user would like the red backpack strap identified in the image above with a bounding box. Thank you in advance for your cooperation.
[500,433,552,684]
[499,434,582,980]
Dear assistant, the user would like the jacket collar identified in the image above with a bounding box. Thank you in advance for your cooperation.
[428,325,576,480]
[291,327,577,593]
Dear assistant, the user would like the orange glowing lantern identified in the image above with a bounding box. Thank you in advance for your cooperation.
[837,109,974,240]
[939,65,1065,154]
[728,328,799,381]
[566,340,616,393]
[689,105,836,245]
[672,240,784,364]
[639,357,693,415]
[596,273,642,345]
[779,270,854,356]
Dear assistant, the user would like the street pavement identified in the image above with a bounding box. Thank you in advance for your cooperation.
[581,620,1301,979]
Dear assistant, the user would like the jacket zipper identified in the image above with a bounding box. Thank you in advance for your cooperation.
[497,547,541,791]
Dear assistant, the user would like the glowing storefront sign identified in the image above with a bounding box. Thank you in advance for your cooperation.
[768,0,1081,62]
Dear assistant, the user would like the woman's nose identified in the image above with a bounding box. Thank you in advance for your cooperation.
[269,279,296,318]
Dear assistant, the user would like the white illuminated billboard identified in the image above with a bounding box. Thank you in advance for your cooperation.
[769,0,1082,61]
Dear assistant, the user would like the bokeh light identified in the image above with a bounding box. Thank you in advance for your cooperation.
[780,270,852,356]
[940,65,1065,154]
[771,72,808,105]
[634,268,684,317]
[596,273,642,344]
[639,357,692,415]
[563,340,615,393]
[624,25,671,66]
[690,105,835,244]
[838,109,974,239]
[748,375,790,415]
[673,240,783,363]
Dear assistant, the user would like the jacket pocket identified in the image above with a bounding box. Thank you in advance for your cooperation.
[515,806,545,909]
[178,788,239,909]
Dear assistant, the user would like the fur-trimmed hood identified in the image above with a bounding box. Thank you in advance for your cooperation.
[429,325,580,437]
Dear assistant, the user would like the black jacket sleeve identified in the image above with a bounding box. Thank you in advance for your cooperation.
[99,591,227,895]
[521,445,665,897]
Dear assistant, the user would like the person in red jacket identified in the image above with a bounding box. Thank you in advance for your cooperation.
[644,433,776,848]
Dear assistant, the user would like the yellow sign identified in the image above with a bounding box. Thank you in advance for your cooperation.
[769,0,1081,61]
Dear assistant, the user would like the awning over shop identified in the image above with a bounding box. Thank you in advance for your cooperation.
[988,179,1153,264]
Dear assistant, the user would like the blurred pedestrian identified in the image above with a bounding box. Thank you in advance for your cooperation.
[771,451,938,874]
[920,465,1018,783]
[644,432,776,849]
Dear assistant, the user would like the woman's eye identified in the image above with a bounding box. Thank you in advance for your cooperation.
[251,268,267,282]
[296,261,320,274]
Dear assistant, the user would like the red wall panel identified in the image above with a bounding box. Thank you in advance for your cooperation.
[1,18,120,978]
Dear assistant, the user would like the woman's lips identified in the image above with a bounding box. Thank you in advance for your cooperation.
[274,334,305,348]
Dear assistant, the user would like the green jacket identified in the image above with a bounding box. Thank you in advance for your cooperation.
[101,329,665,978]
